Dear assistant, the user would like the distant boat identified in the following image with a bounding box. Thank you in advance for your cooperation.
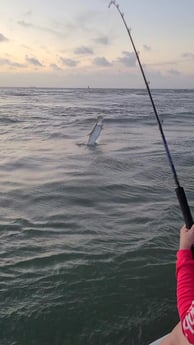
[87,116,103,146]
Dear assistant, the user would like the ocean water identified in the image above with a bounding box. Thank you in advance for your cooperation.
[0,87,194,345]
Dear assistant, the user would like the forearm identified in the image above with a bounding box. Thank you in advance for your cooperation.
[176,249,194,343]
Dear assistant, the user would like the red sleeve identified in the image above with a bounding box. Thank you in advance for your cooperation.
[176,249,194,344]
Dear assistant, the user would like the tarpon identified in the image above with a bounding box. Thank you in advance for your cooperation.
[87,116,103,146]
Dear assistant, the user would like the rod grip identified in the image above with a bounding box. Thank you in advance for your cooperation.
[175,186,193,229]
[175,186,194,258]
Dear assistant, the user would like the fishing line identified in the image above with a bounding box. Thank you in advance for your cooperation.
[108,0,193,229]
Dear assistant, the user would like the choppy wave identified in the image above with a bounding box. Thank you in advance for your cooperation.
[0,87,194,345]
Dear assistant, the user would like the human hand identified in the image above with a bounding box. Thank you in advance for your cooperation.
[179,224,194,250]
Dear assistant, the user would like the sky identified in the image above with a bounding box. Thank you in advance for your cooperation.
[0,0,194,88]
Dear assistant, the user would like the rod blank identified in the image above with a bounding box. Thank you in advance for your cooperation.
[109,1,193,229]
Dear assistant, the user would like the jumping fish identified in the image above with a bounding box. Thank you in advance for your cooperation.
[87,116,103,146]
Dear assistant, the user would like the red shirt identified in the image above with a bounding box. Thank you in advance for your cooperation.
[176,249,194,344]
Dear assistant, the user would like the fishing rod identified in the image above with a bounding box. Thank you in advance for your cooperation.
[108,0,193,229]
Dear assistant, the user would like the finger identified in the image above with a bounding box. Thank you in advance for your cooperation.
[181,226,188,234]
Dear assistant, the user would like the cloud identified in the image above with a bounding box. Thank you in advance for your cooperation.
[74,46,93,55]
[167,69,181,76]
[17,20,66,38]
[25,56,43,67]
[182,52,194,59]
[93,35,110,45]
[24,10,32,17]
[74,10,102,33]
[17,10,107,42]
[60,57,79,67]
[0,33,9,42]
[143,44,151,52]
[63,10,111,39]
[50,63,62,71]
[17,20,33,28]
[0,58,25,68]
[117,51,136,67]
[93,57,112,67]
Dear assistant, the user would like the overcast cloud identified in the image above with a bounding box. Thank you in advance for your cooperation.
[25,56,43,67]
[60,57,79,67]
[0,33,9,42]
[74,46,93,55]
[93,57,112,67]
[117,51,136,67]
